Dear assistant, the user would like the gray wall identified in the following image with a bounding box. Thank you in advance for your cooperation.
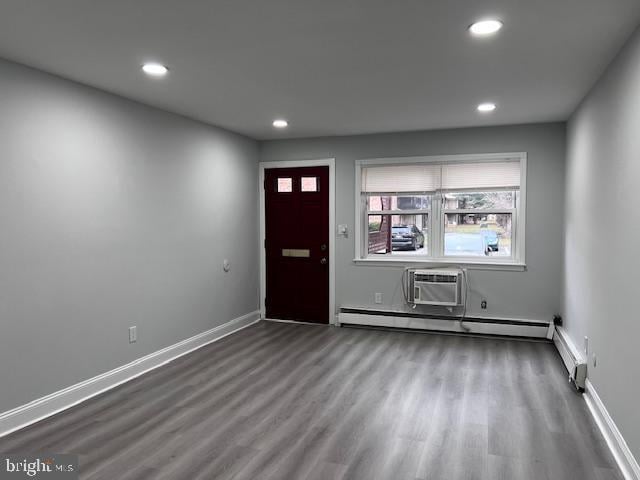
[0,59,259,413]
[565,26,640,460]
[260,123,566,321]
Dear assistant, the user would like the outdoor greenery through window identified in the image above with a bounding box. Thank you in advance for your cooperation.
[358,155,525,263]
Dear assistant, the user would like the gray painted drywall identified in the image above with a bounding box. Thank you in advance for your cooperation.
[260,123,566,322]
[0,58,259,413]
[565,26,640,460]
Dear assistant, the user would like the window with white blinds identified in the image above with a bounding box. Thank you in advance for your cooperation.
[357,154,526,265]
[441,161,521,191]
[361,164,441,193]
[361,160,521,193]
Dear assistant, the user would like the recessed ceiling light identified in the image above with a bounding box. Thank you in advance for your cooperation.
[469,19,503,36]
[142,63,169,76]
[477,103,497,113]
[272,119,288,128]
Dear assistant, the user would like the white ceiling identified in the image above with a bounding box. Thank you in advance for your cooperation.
[0,1,639,140]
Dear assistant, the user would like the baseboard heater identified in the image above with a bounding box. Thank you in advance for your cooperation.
[552,326,587,390]
[338,308,551,339]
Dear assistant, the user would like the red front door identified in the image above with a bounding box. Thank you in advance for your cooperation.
[265,166,329,324]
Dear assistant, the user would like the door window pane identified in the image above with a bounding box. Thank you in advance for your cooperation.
[301,177,318,192]
[444,213,512,257]
[277,178,293,192]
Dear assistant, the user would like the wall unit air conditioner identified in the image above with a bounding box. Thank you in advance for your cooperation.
[408,269,462,306]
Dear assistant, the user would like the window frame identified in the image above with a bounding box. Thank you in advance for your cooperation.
[354,153,527,269]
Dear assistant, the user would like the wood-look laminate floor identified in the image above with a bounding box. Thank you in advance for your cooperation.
[0,321,622,480]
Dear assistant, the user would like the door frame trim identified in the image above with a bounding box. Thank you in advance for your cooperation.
[259,158,336,324]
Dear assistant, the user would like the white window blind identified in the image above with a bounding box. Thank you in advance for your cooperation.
[441,161,521,190]
[361,164,441,193]
[361,160,520,192]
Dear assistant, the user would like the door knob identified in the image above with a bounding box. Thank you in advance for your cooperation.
[320,257,327,265]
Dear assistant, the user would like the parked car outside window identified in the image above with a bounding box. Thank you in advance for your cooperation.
[444,232,490,256]
[392,225,424,251]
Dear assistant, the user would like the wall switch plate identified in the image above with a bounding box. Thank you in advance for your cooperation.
[129,326,137,344]
[584,336,589,356]
[593,353,597,368]
[374,293,383,304]
[337,224,349,238]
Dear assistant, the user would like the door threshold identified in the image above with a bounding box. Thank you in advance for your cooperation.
[264,318,329,326]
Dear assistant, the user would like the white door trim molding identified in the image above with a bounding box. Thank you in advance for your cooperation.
[259,158,336,324]
[0,311,260,438]
[584,379,640,480]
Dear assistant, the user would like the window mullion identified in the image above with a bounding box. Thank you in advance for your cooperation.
[432,192,443,258]
[511,203,518,261]
[443,208,516,215]
[361,194,368,258]
[367,209,429,215]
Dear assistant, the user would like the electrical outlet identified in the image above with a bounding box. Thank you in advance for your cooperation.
[374,293,383,304]
[129,326,137,344]
[481,300,487,309]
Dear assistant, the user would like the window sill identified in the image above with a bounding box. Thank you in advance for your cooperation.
[352,257,526,271]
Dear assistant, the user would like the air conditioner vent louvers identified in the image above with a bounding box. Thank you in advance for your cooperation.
[414,274,457,283]
[408,269,462,306]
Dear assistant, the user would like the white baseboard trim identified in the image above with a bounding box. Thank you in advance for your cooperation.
[337,312,549,338]
[0,310,261,438]
[584,379,640,480]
